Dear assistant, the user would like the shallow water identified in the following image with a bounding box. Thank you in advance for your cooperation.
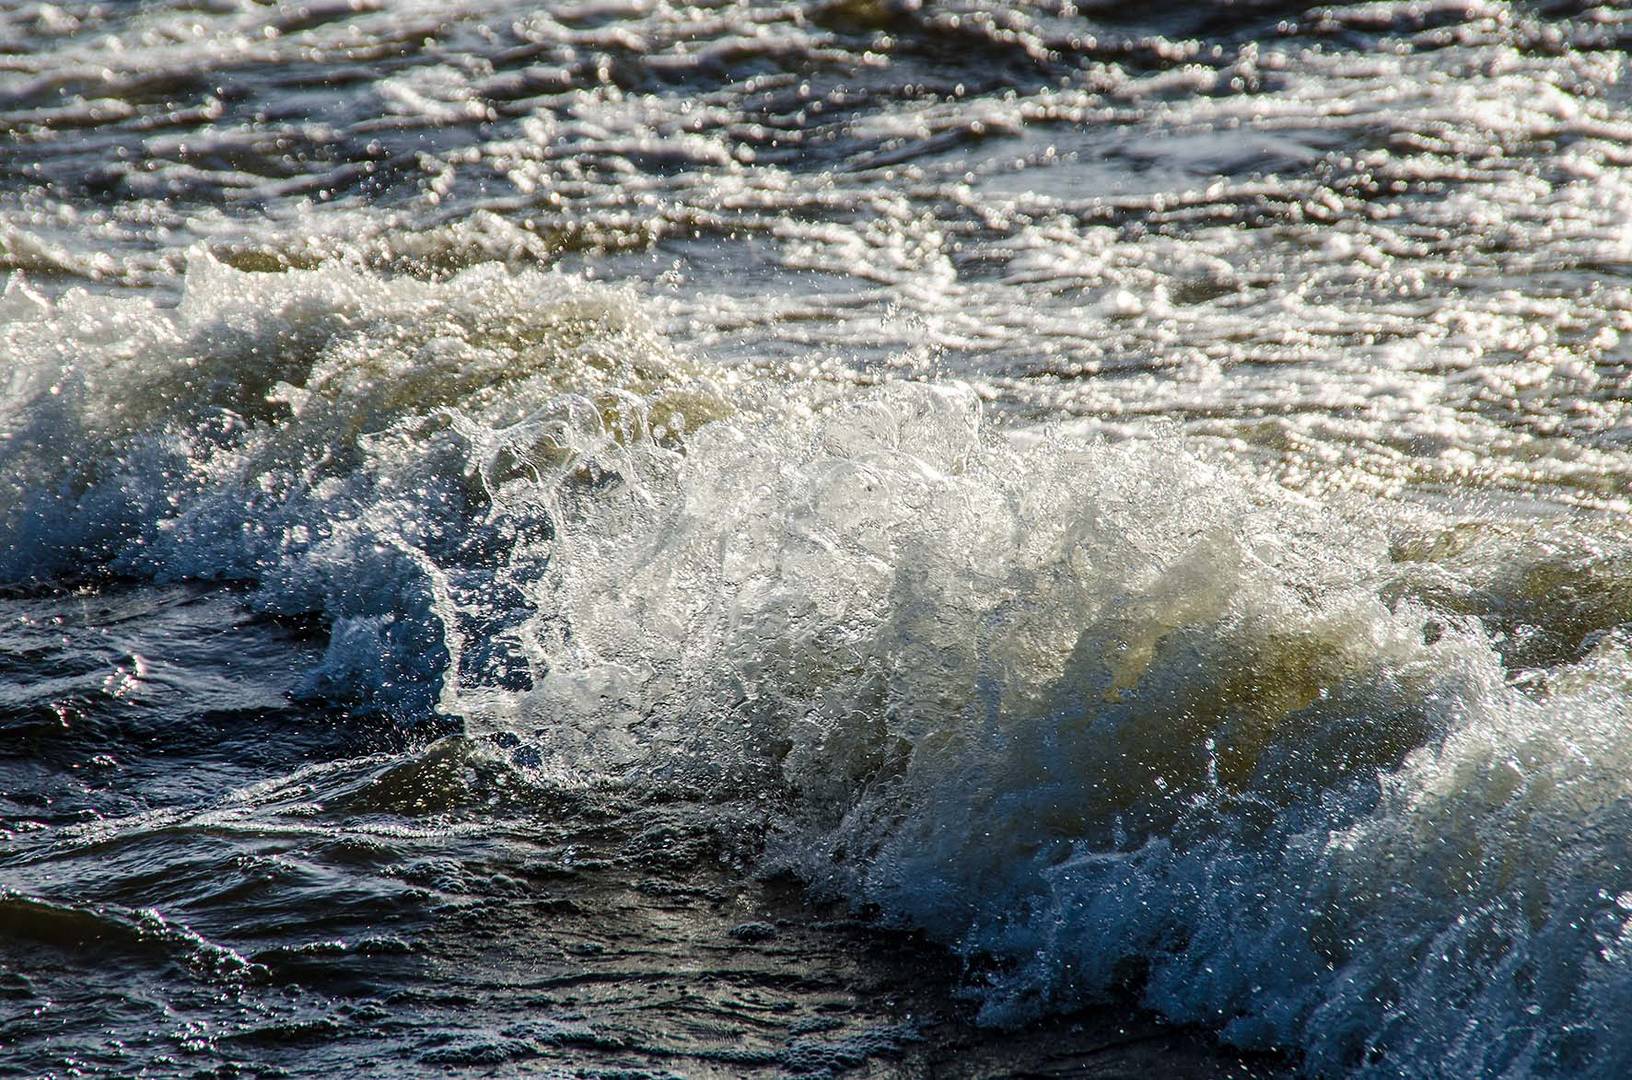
[4,1,1632,1076]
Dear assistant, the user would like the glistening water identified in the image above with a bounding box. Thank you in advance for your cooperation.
[4,1,1632,1076]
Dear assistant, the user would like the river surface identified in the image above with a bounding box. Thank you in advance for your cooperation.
[4,1,1632,1076]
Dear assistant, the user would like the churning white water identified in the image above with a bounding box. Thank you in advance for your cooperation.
[5,1,1632,1076]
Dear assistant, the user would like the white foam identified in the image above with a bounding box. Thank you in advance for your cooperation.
[7,257,1632,1075]
[0,257,719,713]
[468,373,1632,1077]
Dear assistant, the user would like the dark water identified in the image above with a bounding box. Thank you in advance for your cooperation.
[0,583,1279,1077]
[5,2,1632,1077]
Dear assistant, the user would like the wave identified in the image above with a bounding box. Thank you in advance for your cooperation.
[0,256,726,713]
[6,258,1632,1075]
[497,341,1632,1076]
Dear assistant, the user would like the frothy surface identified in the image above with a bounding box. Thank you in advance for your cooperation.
[5,2,1632,1076]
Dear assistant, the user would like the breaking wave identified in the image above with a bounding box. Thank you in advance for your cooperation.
[6,259,1632,1076]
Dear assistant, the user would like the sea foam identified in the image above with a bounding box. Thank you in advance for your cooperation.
[6,259,1632,1076]
[502,360,1632,1076]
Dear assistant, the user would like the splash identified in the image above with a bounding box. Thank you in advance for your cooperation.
[453,335,1630,1075]
[0,257,724,713]
[7,258,1632,1076]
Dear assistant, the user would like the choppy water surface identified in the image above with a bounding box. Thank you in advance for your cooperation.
[4,1,1632,1076]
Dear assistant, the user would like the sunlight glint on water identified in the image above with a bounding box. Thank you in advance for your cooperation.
[3,1,1632,1076]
